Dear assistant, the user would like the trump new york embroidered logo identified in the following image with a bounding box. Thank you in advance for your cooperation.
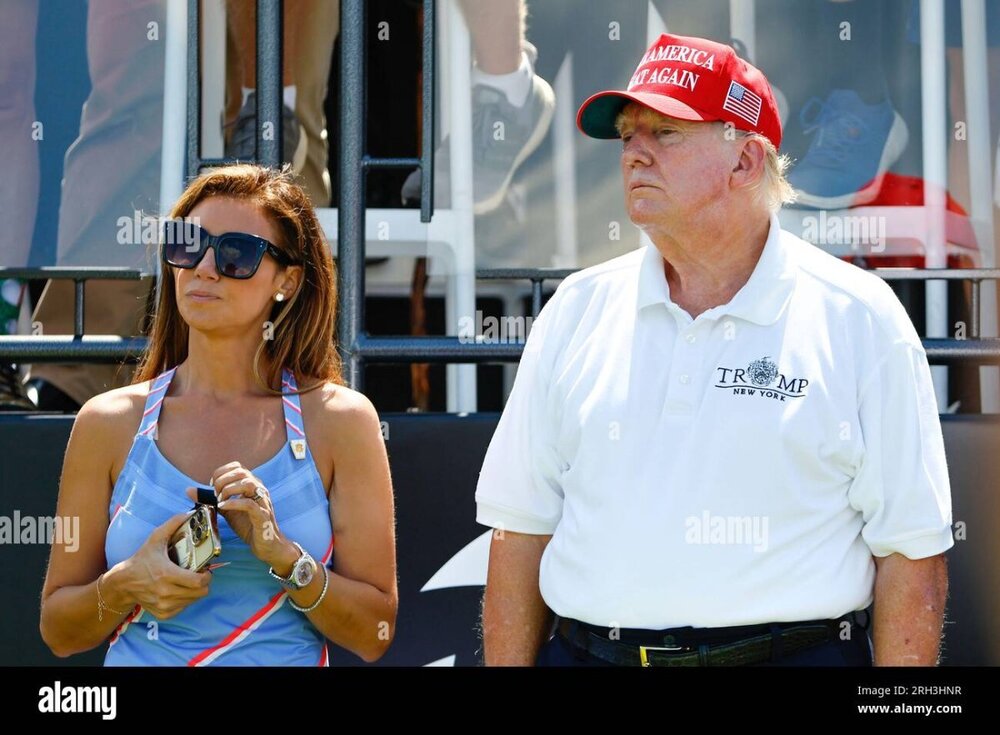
[713,356,809,401]
[722,81,762,126]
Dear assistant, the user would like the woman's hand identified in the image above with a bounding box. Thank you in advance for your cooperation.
[192,461,297,571]
[118,511,213,619]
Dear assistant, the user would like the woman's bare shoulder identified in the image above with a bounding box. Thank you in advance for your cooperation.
[71,381,152,450]
[77,381,150,425]
[299,380,382,441]
[59,381,154,490]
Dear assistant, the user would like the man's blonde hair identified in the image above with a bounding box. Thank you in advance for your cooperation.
[614,105,797,213]
[734,128,797,212]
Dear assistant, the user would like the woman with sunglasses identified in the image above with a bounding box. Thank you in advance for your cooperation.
[39,164,397,665]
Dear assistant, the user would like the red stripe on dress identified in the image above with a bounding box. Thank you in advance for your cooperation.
[285,418,305,437]
[321,537,335,565]
[187,590,288,666]
[108,605,143,646]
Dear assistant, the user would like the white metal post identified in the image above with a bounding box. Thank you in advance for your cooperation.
[444,0,477,412]
[921,0,949,410]
[158,0,188,303]
[553,52,578,269]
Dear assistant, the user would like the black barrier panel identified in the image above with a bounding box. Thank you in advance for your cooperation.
[0,413,995,666]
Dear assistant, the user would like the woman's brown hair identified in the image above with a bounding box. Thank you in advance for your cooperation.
[133,163,342,394]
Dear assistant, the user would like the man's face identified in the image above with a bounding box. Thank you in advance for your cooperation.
[617,104,735,233]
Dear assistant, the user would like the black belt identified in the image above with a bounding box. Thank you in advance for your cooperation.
[556,610,869,667]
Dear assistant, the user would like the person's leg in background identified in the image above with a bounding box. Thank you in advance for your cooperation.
[401,0,555,215]
[291,0,338,208]
[0,0,40,409]
[462,0,523,82]
[461,0,554,215]
[224,0,310,176]
[26,0,166,409]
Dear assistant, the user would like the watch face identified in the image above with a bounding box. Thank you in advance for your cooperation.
[294,557,315,586]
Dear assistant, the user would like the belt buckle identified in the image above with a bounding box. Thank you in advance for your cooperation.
[638,643,690,667]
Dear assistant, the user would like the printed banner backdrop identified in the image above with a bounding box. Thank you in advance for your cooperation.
[0,412,996,666]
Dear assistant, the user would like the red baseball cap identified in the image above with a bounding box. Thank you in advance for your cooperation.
[577,33,782,149]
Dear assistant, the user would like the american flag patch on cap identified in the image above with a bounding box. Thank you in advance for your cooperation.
[722,81,762,126]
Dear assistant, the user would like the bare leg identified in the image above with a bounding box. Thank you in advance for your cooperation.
[459,0,524,74]
[401,0,552,214]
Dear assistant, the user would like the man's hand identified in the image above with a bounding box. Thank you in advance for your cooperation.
[872,552,948,666]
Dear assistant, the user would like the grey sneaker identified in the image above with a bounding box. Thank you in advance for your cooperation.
[402,69,555,214]
[225,90,308,172]
[471,73,555,214]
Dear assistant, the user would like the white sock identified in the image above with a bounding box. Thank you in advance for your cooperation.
[472,49,533,107]
[241,85,297,111]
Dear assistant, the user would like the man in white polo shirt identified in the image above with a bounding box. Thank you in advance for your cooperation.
[475,32,953,667]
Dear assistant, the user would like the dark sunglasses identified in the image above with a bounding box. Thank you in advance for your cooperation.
[161,219,295,279]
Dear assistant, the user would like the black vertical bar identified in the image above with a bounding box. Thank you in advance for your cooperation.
[256,0,283,167]
[531,279,542,317]
[420,0,435,223]
[186,0,201,178]
[971,279,980,339]
[74,279,85,338]
[339,0,366,389]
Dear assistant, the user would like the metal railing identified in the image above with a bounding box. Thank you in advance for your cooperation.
[3,0,1000,391]
[0,268,149,363]
[5,263,999,368]
[338,0,437,386]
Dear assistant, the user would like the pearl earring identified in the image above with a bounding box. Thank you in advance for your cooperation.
[274,292,285,302]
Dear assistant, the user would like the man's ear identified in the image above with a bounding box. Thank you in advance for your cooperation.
[731,136,766,191]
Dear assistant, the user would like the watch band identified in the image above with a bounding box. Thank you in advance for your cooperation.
[268,542,316,590]
[289,563,330,613]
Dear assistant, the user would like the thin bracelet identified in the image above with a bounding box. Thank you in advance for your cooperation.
[96,572,131,622]
[289,564,329,613]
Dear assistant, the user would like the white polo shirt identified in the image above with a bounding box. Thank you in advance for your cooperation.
[475,213,954,630]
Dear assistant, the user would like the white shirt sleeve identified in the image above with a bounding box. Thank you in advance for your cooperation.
[475,299,565,535]
[848,339,955,559]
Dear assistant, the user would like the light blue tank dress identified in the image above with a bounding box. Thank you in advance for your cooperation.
[104,366,335,666]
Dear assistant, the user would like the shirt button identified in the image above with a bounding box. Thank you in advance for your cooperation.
[679,374,690,385]
[685,333,696,344]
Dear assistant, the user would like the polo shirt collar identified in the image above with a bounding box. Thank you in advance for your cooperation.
[635,212,796,326]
